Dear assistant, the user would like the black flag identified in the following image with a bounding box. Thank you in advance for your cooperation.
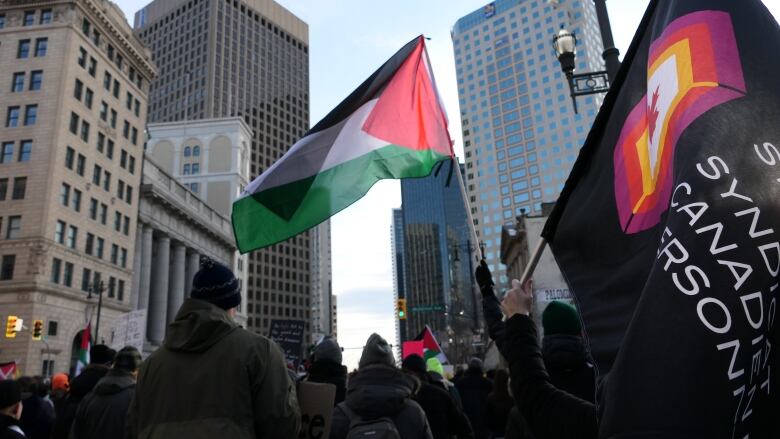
[542,0,779,436]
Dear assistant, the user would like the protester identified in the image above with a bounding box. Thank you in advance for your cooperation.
[401,354,474,439]
[126,258,300,438]
[70,346,142,438]
[49,373,69,409]
[541,301,595,403]
[425,358,462,410]
[302,335,348,405]
[330,333,433,439]
[454,358,492,439]
[17,377,53,439]
[485,369,513,439]
[0,380,24,439]
[476,260,597,439]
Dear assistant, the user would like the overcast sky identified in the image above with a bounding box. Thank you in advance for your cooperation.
[115,0,780,369]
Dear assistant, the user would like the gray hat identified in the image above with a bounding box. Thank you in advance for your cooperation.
[359,333,395,368]
[313,336,342,364]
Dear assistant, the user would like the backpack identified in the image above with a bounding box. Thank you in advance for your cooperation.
[338,402,401,439]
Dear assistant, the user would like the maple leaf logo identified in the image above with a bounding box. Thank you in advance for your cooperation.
[648,85,661,141]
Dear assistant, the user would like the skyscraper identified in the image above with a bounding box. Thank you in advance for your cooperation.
[0,0,155,374]
[134,0,317,340]
[393,163,480,363]
[452,0,604,285]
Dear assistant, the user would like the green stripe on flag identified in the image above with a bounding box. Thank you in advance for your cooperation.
[232,144,450,253]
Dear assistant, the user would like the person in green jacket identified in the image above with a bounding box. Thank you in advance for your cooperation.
[126,258,301,439]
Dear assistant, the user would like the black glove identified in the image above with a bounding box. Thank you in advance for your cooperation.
[475,259,495,294]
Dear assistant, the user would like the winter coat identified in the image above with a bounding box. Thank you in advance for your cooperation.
[482,288,596,439]
[305,359,348,405]
[455,371,493,439]
[410,375,473,439]
[428,372,463,410]
[485,371,513,439]
[18,394,53,439]
[69,369,136,439]
[503,407,534,439]
[0,415,25,439]
[126,298,300,439]
[51,365,109,439]
[542,335,596,403]
[330,364,433,439]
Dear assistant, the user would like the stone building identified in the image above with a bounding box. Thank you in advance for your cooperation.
[0,0,155,375]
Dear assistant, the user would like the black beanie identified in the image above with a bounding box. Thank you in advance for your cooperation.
[191,257,241,310]
[113,346,142,372]
[90,344,116,365]
[0,380,21,410]
[401,354,427,375]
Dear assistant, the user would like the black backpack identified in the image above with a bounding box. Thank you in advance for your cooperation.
[338,402,401,439]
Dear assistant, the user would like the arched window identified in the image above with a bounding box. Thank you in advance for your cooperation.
[183,146,191,157]
[192,145,200,156]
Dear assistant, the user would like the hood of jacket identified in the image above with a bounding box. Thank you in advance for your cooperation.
[308,360,347,384]
[163,298,239,353]
[542,334,588,371]
[93,370,136,396]
[345,364,415,419]
[69,364,109,399]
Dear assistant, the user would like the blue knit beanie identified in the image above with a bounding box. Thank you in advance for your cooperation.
[191,257,241,310]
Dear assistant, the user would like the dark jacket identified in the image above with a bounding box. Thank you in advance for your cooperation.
[51,366,109,439]
[410,373,473,439]
[485,370,513,438]
[455,371,492,439]
[542,335,596,403]
[126,299,300,439]
[0,415,25,439]
[18,395,53,439]
[305,360,348,406]
[70,369,136,439]
[482,289,597,439]
[330,364,433,439]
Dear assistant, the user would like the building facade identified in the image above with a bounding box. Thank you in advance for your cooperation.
[309,221,332,344]
[391,207,406,355]
[0,0,155,375]
[134,0,314,341]
[452,0,604,286]
[133,154,237,347]
[394,163,481,364]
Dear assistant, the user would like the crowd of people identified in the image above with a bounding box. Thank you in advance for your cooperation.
[0,258,596,439]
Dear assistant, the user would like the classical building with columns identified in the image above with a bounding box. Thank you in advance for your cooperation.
[0,0,154,376]
[134,154,237,347]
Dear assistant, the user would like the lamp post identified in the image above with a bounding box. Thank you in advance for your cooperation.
[87,281,106,343]
[553,0,620,113]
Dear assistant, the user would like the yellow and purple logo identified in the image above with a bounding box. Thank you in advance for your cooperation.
[613,11,746,234]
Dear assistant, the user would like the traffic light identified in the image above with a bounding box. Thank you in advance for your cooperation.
[396,298,407,320]
[5,316,22,338]
[32,320,44,340]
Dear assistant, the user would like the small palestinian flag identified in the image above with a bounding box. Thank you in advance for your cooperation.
[75,322,91,376]
[416,326,448,364]
[232,35,453,253]
[0,361,17,380]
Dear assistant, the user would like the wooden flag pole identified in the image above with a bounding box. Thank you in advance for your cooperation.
[520,236,547,285]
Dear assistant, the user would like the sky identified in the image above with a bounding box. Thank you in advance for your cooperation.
[115,0,780,369]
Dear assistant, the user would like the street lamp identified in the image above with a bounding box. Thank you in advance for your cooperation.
[553,1,620,114]
[87,281,106,344]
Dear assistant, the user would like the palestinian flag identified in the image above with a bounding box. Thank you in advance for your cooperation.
[75,322,91,376]
[0,361,17,380]
[542,0,779,436]
[232,35,453,253]
[415,326,448,364]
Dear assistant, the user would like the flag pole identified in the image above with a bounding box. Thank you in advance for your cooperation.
[451,157,481,262]
[519,236,547,285]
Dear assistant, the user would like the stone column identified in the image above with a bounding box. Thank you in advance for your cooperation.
[185,251,200,297]
[137,226,154,311]
[148,235,170,345]
[167,243,187,324]
[130,224,144,309]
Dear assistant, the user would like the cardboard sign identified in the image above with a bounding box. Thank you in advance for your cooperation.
[109,309,147,354]
[402,341,424,359]
[269,319,306,368]
[297,381,336,439]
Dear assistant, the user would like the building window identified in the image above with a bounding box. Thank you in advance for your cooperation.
[182,164,190,175]
[184,146,191,157]
[107,45,114,61]
[103,73,111,91]
[24,105,37,125]
[110,109,117,129]
[76,154,86,176]
[63,263,73,287]
[55,220,65,244]
[12,73,25,92]
[6,106,20,127]
[134,100,140,117]
[0,14,5,29]
[107,277,116,298]
[190,182,199,193]
[88,58,97,77]
[99,101,108,121]
[17,40,31,58]
[77,47,87,67]
[96,132,105,152]
[51,258,62,284]
[120,248,127,267]
[96,237,104,259]
[40,9,52,25]
[23,11,35,26]
[128,157,136,174]
[103,171,110,191]
[65,147,75,169]
[0,255,15,280]
[71,189,81,212]
[99,204,107,225]
[81,121,90,142]
[66,226,77,249]
[1,142,13,163]
[124,186,132,204]
[113,80,120,98]
[12,178,26,200]
[29,71,42,91]
[0,179,7,200]
[18,141,32,162]
[116,181,125,200]
[92,164,101,185]
[193,146,200,156]
[82,19,90,35]
[85,88,93,108]
[122,121,129,138]
[122,216,129,235]
[69,112,79,134]
[192,163,200,174]
[35,38,48,57]
[110,245,118,265]
[6,216,21,239]
[131,127,138,145]
[118,280,125,301]
[92,31,100,46]
[81,268,91,291]
[74,79,83,99]
[114,212,121,231]
[89,198,98,220]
